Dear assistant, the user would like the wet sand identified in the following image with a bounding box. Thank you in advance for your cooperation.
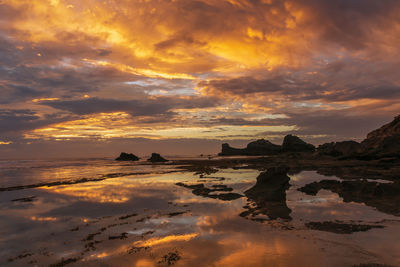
[0,156,399,266]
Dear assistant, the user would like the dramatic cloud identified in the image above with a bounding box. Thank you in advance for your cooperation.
[1,0,399,158]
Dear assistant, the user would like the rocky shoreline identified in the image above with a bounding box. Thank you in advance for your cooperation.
[218,115,400,160]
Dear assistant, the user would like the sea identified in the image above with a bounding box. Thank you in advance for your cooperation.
[0,157,399,266]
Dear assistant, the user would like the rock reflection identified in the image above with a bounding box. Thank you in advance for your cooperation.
[299,179,400,216]
[240,167,292,221]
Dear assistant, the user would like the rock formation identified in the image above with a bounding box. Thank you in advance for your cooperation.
[219,139,281,156]
[317,141,363,157]
[281,134,315,152]
[147,153,168,163]
[219,135,315,156]
[218,115,399,159]
[240,167,292,220]
[219,143,248,156]
[246,139,282,154]
[360,115,400,158]
[115,152,140,161]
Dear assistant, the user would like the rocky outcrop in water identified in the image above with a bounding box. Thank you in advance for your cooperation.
[282,134,315,152]
[316,115,400,160]
[240,167,292,220]
[219,143,248,156]
[147,153,168,163]
[219,135,314,156]
[115,152,140,161]
[317,141,363,157]
[245,139,282,155]
[219,139,281,156]
[360,115,400,159]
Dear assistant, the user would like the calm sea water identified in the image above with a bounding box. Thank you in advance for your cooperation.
[0,158,399,266]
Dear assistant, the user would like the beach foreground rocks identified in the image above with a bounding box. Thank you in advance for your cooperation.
[241,167,292,220]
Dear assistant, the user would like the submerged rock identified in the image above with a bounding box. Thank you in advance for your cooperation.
[281,135,315,153]
[158,251,181,266]
[147,153,168,163]
[241,167,292,220]
[175,182,242,201]
[305,221,384,234]
[115,152,140,161]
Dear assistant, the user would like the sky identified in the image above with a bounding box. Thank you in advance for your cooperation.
[0,0,400,159]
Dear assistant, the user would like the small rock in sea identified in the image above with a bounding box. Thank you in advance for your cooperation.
[115,152,140,161]
[147,153,168,163]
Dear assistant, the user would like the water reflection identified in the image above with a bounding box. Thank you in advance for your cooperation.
[0,161,399,266]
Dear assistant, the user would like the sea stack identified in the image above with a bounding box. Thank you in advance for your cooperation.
[115,152,140,161]
[147,153,168,163]
[281,134,315,153]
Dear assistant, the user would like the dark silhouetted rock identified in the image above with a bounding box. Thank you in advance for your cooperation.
[281,135,315,152]
[317,141,363,157]
[219,139,281,156]
[219,143,247,156]
[362,115,400,149]
[360,115,400,159]
[241,167,292,220]
[245,139,282,154]
[115,152,140,161]
[147,153,168,162]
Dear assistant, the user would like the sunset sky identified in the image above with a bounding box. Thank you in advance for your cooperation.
[1,0,400,158]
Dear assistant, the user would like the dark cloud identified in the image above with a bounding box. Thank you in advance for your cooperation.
[39,98,171,116]
[199,58,400,103]
[295,0,400,50]
[39,96,220,116]
[0,109,74,137]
